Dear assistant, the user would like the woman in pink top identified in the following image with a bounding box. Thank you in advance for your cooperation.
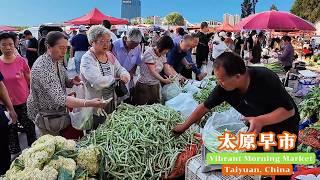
[0,32,36,154]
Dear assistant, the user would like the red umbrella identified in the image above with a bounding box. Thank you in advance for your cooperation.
[234,10,316,31]
[66,8,128,25]
[0,25,17,32]
[215,22,234,32]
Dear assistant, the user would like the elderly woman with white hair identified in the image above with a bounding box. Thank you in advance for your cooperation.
[80,25,130,129]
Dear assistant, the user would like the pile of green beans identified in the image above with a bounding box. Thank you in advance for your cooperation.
[193,80,215,104]
[78,104,195,180]
[265,62,284,73]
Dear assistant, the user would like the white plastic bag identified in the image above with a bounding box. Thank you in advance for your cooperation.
[162,82,182,101]
[70,107,94,130]
[200,64,207,74]
[182,82,200,95]
[69,85,94,130]
[165,93,198,118]
[202,108,247,153]
[67,57,75,71]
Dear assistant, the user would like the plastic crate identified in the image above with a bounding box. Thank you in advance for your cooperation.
[185,155,261,180]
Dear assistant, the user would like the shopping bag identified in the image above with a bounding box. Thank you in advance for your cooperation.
[69,85,94,130]
[162,82,182,101]
[202,108,247,153]
[67,57,75,71]
[165,93,198,118]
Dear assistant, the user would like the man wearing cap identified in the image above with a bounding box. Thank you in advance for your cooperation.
[70,25,90,74]
[112,28,143,103]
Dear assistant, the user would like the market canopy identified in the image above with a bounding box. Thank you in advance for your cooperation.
[215,22,234,32]
[0,25,17,32]
[66,8,128,25]
[234,10,316,31]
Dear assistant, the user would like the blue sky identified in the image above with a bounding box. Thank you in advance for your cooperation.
[0,0,295,26]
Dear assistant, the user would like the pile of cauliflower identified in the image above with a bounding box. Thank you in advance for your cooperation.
[1,135,101,180]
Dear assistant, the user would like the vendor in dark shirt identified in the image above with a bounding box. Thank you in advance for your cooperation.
[173,52,300,147]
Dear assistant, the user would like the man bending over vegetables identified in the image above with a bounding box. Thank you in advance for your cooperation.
[173,52,300,151]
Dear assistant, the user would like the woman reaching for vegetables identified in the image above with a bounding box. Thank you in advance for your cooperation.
[80,25,130,129]
[27,31,107,136]
[133,35,180,105]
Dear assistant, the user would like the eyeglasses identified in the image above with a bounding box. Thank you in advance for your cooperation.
[96,39,112,45]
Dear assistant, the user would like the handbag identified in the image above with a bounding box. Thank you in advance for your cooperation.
[115,80,128,97]
[35,109,70,135]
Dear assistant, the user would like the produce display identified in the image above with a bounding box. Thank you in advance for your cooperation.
[300,87,320,119]
[193,80,214,104]
[265,62,284,73]
[1,135,100,180]
[78,104,196,180]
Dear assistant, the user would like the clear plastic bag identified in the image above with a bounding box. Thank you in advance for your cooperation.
[69,85,94,130]
[202,108,247,153]
[165,93,199,118]
[182,82,200,95]
[162,82,182,101]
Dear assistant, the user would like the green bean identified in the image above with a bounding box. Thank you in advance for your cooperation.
[79,104,196,179]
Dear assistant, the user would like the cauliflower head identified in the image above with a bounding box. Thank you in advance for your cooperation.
[76,145,100,176]
[47,156,77,177]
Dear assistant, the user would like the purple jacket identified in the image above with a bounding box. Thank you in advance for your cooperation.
[279,43,294,67]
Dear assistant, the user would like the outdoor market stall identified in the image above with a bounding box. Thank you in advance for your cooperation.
[65,8,128,25]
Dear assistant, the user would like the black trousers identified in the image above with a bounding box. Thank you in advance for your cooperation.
[0,112,10,175]
[6,103,36,154]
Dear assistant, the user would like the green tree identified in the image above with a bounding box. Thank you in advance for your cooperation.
[291,0,320,23]
[241,0,252,18]
[270,4,278,11]
[144,19,154,25]
[165,12,185,26]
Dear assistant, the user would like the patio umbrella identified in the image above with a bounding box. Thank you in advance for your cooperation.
[0,25,17,32]
[234,10,316,31]
[215,22,234,32]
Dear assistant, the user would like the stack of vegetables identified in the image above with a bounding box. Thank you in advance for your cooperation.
[78,104,196,179]
[298,87,320,167]
[265,62,284,73]
[1,135,101,180]
[193,77,231,123]
[300,87,320,120]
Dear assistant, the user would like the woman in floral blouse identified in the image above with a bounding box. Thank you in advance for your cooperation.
[27,31,106,136]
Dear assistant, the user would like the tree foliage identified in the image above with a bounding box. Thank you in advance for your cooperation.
[270,4,278,11]
[165,12,185,26]
[144,19,154,25]
[241,0,253,18]
[291,0,320,23]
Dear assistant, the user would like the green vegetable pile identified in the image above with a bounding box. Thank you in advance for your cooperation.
[193,77,216,104]
[1,135,100,180]
[78,104,195,180]
[300,87,320,119]
[265,62,284,73]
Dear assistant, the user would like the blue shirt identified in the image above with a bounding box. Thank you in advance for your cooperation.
[112,38,142,72]
[71,34,90,52]
[173,35,183,44]
[185,50,201,75]
[167,43,188,73]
